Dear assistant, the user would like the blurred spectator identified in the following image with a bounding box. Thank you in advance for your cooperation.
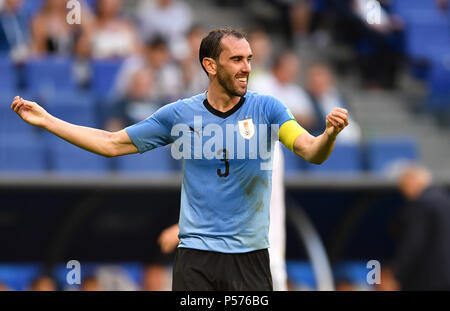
[305,62,361,142]
[250,50,316,130]
[247,27,273,80]
[31,0,92,56]
[114,35,183,102]
[76,0,142,59]
[105,67,162,131]
[29,275,57,291]
[179,25,209,96]
[328,0,406,89]
[135,0,193,58]
[380,164,450,290]
[289,1,312,48]
[81,275,102,291]
[0,0,29,62]
[142,264,172,291]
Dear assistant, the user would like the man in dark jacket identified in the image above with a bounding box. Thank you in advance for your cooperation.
[381,164,450,290]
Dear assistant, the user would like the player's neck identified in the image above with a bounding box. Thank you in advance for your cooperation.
[206,85,241,113]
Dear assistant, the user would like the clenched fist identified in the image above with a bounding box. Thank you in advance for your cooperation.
[325,107,349,138]
[10,96,49,128]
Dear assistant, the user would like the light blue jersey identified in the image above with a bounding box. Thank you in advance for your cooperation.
[126,91,293,253]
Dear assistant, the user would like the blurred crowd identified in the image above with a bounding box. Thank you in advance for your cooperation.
[0,0,422,135]
[1,0,449,292]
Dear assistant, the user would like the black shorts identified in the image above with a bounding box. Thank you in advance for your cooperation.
[172,247,273,291]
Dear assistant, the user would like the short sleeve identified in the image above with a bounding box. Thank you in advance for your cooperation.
[263,95,295,127]
[125,101,179,153]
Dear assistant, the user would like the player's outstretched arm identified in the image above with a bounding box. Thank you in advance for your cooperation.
[11,96,138,157]
[293,107,349,164]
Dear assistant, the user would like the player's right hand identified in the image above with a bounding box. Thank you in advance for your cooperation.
[11,96,49,128]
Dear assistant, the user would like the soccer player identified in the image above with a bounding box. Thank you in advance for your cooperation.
[11,28,349,291]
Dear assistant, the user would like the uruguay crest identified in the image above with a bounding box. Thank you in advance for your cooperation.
[238,119,255,139]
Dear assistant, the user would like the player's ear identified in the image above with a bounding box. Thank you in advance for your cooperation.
[202,57,217,76]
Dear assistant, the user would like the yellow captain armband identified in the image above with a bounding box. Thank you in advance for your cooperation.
[279,120,308,152]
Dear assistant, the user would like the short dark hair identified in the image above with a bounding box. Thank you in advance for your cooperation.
[199,28,247,75]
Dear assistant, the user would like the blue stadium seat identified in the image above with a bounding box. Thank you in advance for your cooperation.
[286,261,316,289]
[406,23,450,59]
[282,146,304,175]
[0,264,42,291]
[0,91,39,135]
[366,138,418,174]
[0,135,47,173]
[393,0,437,14]
[116,146,176,173]
[24,57,76,93]
[90,59,124,95]
[44,91,98,127]
[0,56,17,90]
[305,143,362,175]
[46,135,111,174]
[333,261,373,286]
[21,0,45,16]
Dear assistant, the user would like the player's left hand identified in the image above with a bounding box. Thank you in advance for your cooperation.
[325,107,349,138]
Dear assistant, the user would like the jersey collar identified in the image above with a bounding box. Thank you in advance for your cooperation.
[203,95,246,119]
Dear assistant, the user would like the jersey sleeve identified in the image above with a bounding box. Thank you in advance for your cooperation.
[125,101,179,153]
[263,95,308,151]
[263,95,296,127]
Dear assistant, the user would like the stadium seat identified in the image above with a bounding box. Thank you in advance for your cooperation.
[116,146,176,173]
[0,56,17,90]
[21,0,45,16]
[24,57,76,93]
[0,264,42,291]
[0,135,47,173]
[46,135,111,174]
[406,23,450,59]
[366,138,418,174]
[282,146,304,175]
[0,91,39,135]
[286,260,316,290]
[90,59,124,96]
[44,91,99,128]
[305,143,362,175]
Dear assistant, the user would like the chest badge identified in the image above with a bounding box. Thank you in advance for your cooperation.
[238,119,255,139]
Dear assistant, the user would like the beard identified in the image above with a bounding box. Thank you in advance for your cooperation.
[216,65,247,97]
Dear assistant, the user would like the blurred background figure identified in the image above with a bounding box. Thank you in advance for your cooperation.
[141,264,172,291]
[114,35,183,102]
[76,0,141,59]
[330,0,406,89]
[250,50,316,130]
[80,275,102,291]
[31,0,91,56]
[246,27,273,79]
[135,0,193,58]
[29,275,57,291]
[0,0,29,62]
[380,164,450,290]
[105,67,161,132]
[179,25,208,96]
[305,62,361,142]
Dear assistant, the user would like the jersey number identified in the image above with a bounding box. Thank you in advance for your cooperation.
[217,149,229,178]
